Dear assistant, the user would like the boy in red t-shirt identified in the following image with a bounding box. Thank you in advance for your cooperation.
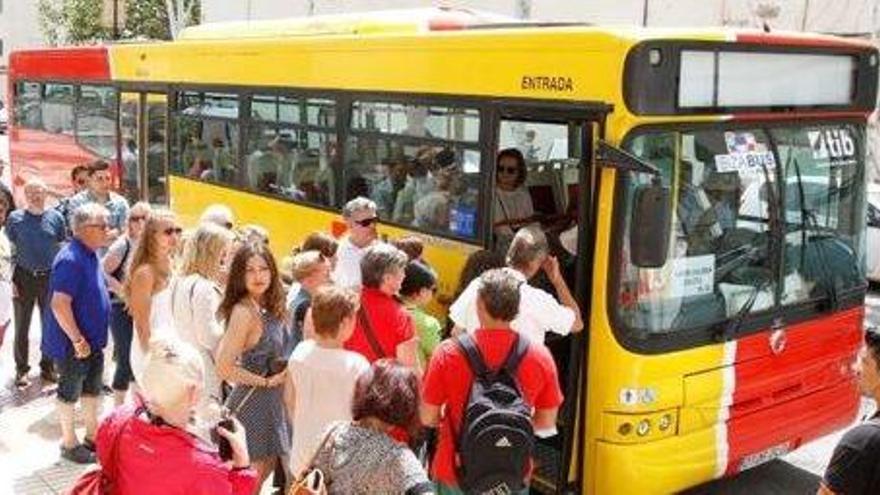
[421,268,563,493]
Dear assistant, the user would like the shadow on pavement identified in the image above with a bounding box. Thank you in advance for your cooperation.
[679,460,820,494]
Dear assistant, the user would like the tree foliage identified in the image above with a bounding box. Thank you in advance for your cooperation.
[37,0,201,45]
[37,0,109,46]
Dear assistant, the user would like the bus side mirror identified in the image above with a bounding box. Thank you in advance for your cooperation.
[630,182,671,268]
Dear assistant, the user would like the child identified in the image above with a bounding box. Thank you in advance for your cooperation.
[399,261,442,368]
[285,285,370,474]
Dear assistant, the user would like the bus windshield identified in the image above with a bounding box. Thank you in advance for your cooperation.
[616,123,866,342]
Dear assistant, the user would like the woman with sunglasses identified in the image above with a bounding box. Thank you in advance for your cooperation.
[125,209,183,384]
[493,148,538,242]
[102,201,152,405]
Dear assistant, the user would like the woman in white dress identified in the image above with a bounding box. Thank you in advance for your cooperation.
[171,222,234,412]
[125,209,183,383]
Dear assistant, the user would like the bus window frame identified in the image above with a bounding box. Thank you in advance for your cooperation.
[159,83,614,248]
[623,40,879,116]
[10,75,613,251]
[609,119,868,355]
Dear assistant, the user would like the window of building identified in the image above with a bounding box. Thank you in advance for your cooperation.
[346,101,482,240]
[244,95,336,207]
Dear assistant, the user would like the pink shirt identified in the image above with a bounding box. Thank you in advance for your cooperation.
[96,404,258,495]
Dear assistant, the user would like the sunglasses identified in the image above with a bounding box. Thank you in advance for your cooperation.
[498,166,519,175]
[354,217,378,228]
[163,227,183,236]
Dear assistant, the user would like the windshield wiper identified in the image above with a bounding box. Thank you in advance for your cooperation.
[790,155,842,311]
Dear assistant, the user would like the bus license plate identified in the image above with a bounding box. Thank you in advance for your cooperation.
[739,442,791,471]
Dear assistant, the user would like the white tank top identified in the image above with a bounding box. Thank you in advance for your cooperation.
[130,284,177,383]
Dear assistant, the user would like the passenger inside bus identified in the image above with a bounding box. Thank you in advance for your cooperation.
[413,149,459,231]
[493,148,539,242]
[392,147,438,225]
[371,156,409,218]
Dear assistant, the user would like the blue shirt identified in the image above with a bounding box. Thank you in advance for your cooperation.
[42,238,111,360]
[6,208,66,271]
[67,190,130,233]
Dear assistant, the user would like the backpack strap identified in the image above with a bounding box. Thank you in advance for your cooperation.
[455,333,490,380]
[501,334,530,376]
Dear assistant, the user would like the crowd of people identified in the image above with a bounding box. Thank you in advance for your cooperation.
[1,156,877,495]
[0,158,584,494]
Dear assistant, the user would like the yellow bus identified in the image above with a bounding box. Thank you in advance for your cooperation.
[9,8,878,493]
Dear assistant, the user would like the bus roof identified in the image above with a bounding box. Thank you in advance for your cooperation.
[174,7,875,50]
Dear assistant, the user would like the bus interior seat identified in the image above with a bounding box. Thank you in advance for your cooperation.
[528,184,558,216]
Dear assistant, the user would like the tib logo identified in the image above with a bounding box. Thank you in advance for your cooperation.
[808,129,855,160]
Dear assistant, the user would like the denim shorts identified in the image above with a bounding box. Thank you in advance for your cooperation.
[56,351,104,404]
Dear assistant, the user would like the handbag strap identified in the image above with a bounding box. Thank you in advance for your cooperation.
[303,422,343,472]
[357,307,386,360]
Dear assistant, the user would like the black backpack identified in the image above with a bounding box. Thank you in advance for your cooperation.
[455,333,534,494]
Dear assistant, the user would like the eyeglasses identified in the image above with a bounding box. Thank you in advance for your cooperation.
[163,227,183,236]
[354,217,378,228]
[498,166,518,175]
[129,215,146,223]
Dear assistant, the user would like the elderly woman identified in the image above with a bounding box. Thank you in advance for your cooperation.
[309,359,432,495]
[102,201,152,405]
[94,339,258,494]
[344,243,419,371]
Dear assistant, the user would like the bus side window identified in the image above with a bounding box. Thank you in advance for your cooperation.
[245,95,336,207]
[171,92,240,187]
[346,101,482,240]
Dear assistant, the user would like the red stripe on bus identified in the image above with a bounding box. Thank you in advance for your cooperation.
[723,306,863,475]
[9,47,110,81]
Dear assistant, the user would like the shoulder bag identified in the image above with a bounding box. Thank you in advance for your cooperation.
[289,422,343,495]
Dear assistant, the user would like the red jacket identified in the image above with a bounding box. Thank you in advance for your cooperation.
[96,404,258,495]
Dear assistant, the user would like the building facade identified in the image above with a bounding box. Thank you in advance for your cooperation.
[0,0,42,101]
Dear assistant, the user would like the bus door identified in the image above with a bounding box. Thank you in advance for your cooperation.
[492,108,600,494]
[119,91,168,205]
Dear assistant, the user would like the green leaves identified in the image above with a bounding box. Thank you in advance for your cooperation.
[36,0,201,45]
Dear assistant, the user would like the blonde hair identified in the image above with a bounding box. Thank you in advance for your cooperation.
[141,338,204,415]
[130,201,152,218]
[180,223,234,279]
[290,250,325,282]
[124,209,176,299]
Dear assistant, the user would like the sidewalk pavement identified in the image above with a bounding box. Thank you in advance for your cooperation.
[0,319,114,495]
